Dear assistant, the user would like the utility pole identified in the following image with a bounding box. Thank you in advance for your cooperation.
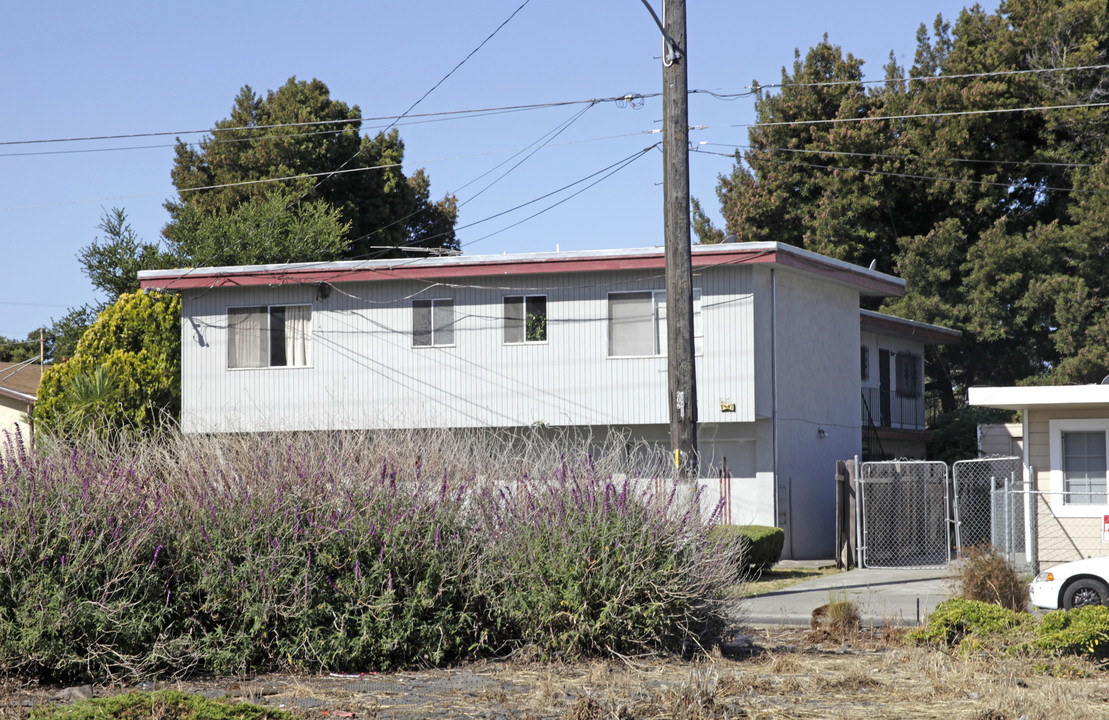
[660,0,697,477]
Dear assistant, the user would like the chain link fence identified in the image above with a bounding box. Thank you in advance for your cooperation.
[855,455,1108,573]
[858,460,951,568]
[952,456,1024,567]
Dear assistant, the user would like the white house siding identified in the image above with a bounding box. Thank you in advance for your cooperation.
[1026,406,1109,565]
[771,269,862,559]
[180,267,757,435]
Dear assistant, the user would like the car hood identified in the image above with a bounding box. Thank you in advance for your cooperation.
[1046,555,1109,581]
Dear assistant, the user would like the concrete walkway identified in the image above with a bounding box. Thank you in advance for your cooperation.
[743,565,954,626]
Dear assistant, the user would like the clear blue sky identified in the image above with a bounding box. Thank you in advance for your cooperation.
[0,0,977,341]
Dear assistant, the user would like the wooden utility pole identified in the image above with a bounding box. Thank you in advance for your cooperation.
[661,0,697,476]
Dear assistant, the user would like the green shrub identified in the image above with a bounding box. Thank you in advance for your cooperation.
[35,291,181,435]
[30,690,295,720]
[908,598,1030,647]
[952,545,1029,612]
[0,429,740,680]
[710,525,784,571]
[1034,605,1109,659]
[473,471,741,659]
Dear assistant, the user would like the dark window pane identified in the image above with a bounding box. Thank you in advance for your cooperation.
[413,301,432,346]
[525,296,546,342]
[269,306,287,366]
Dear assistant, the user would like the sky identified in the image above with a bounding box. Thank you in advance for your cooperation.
[0,0,979,341]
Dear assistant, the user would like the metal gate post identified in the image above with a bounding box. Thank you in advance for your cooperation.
[1003,475,1012,558]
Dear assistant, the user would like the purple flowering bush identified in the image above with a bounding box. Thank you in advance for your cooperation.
[0,428,740,681]
[474,464,740,658]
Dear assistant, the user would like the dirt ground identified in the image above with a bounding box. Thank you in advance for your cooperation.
[4,627,1109,720]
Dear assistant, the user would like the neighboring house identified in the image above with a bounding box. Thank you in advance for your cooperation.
[140,242,909,560]
[0,360,42,455]
[978,422,1023,458]
[969,385,1109,565]
[859,311,961,460]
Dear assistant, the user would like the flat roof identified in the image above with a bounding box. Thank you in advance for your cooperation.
[860,310,961,344]
[968,384,1109,411]
[138,242,906,298]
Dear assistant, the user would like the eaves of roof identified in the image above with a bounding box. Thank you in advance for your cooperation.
[138,242,906,298]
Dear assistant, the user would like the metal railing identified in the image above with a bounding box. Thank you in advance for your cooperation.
[860,386,926,430]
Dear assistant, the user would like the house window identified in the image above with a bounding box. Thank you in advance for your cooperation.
[895,353,921,398]
[1062,431,1107,505]
[1048,419,1109,517]
[413,299,455,347]
[228,305,311,369]
[504,296,547,343]
[607,289,702,357]
[860,346,869,382]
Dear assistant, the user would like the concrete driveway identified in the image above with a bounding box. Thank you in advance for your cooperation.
[742,566,954,626]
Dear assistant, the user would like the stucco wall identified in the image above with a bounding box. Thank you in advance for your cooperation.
[0,396,32,457]
[767,269,862,559]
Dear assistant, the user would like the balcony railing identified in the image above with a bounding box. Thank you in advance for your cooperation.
[861,386,926,431]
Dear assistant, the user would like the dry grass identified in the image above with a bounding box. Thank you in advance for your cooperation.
[5,627,1108,720]
[737,566,840,597]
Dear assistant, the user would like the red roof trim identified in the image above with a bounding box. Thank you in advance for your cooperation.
[139,246,904,297]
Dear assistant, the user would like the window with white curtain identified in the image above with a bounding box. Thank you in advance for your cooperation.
[608,289,701,357]
[227,305,311,369]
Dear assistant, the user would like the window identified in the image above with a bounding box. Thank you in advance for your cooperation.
[413,299,455,347]
[228,305,311,369]
[504,296,547,343]
[895,353,921,398]
[608,289,702,357]
[1062,431,1107,505]
[1049,419,1109,516]
[860,346,869,381]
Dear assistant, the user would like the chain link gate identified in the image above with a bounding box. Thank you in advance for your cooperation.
[858,460,951,567]
[952,456,1023,564]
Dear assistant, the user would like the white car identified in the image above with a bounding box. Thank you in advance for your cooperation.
[1030,556,1109,610]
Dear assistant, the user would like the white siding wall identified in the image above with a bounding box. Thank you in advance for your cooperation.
[180,267,757,434]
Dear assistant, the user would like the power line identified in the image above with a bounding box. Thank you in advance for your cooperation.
[0,130,659,214]
[161,144,661,294]
[701,100,1109,132]
[459,143,657,250]
[701,142,1107,170]
[692,147,1109,195]
[744,63,1109,91]
[348,103,599,252]
[349,143,661,254]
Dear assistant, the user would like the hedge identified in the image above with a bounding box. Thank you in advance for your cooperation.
[710,525,784,571]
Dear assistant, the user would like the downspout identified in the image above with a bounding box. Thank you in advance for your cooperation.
[771,269,782,549]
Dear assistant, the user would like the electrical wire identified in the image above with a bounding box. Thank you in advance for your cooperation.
[156,144,660,291]
[744,62,1109,91]
[701,100,1109,132]
[0,129,660,214]
[700,142,1108,170]
[692,147,1109,195]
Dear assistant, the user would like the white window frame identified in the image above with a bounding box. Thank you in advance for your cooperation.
[412,298,456,348]
[1048,418,1109,517]
[607,289,702,358]
[503,295,548,345]
[227,304,312,370]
